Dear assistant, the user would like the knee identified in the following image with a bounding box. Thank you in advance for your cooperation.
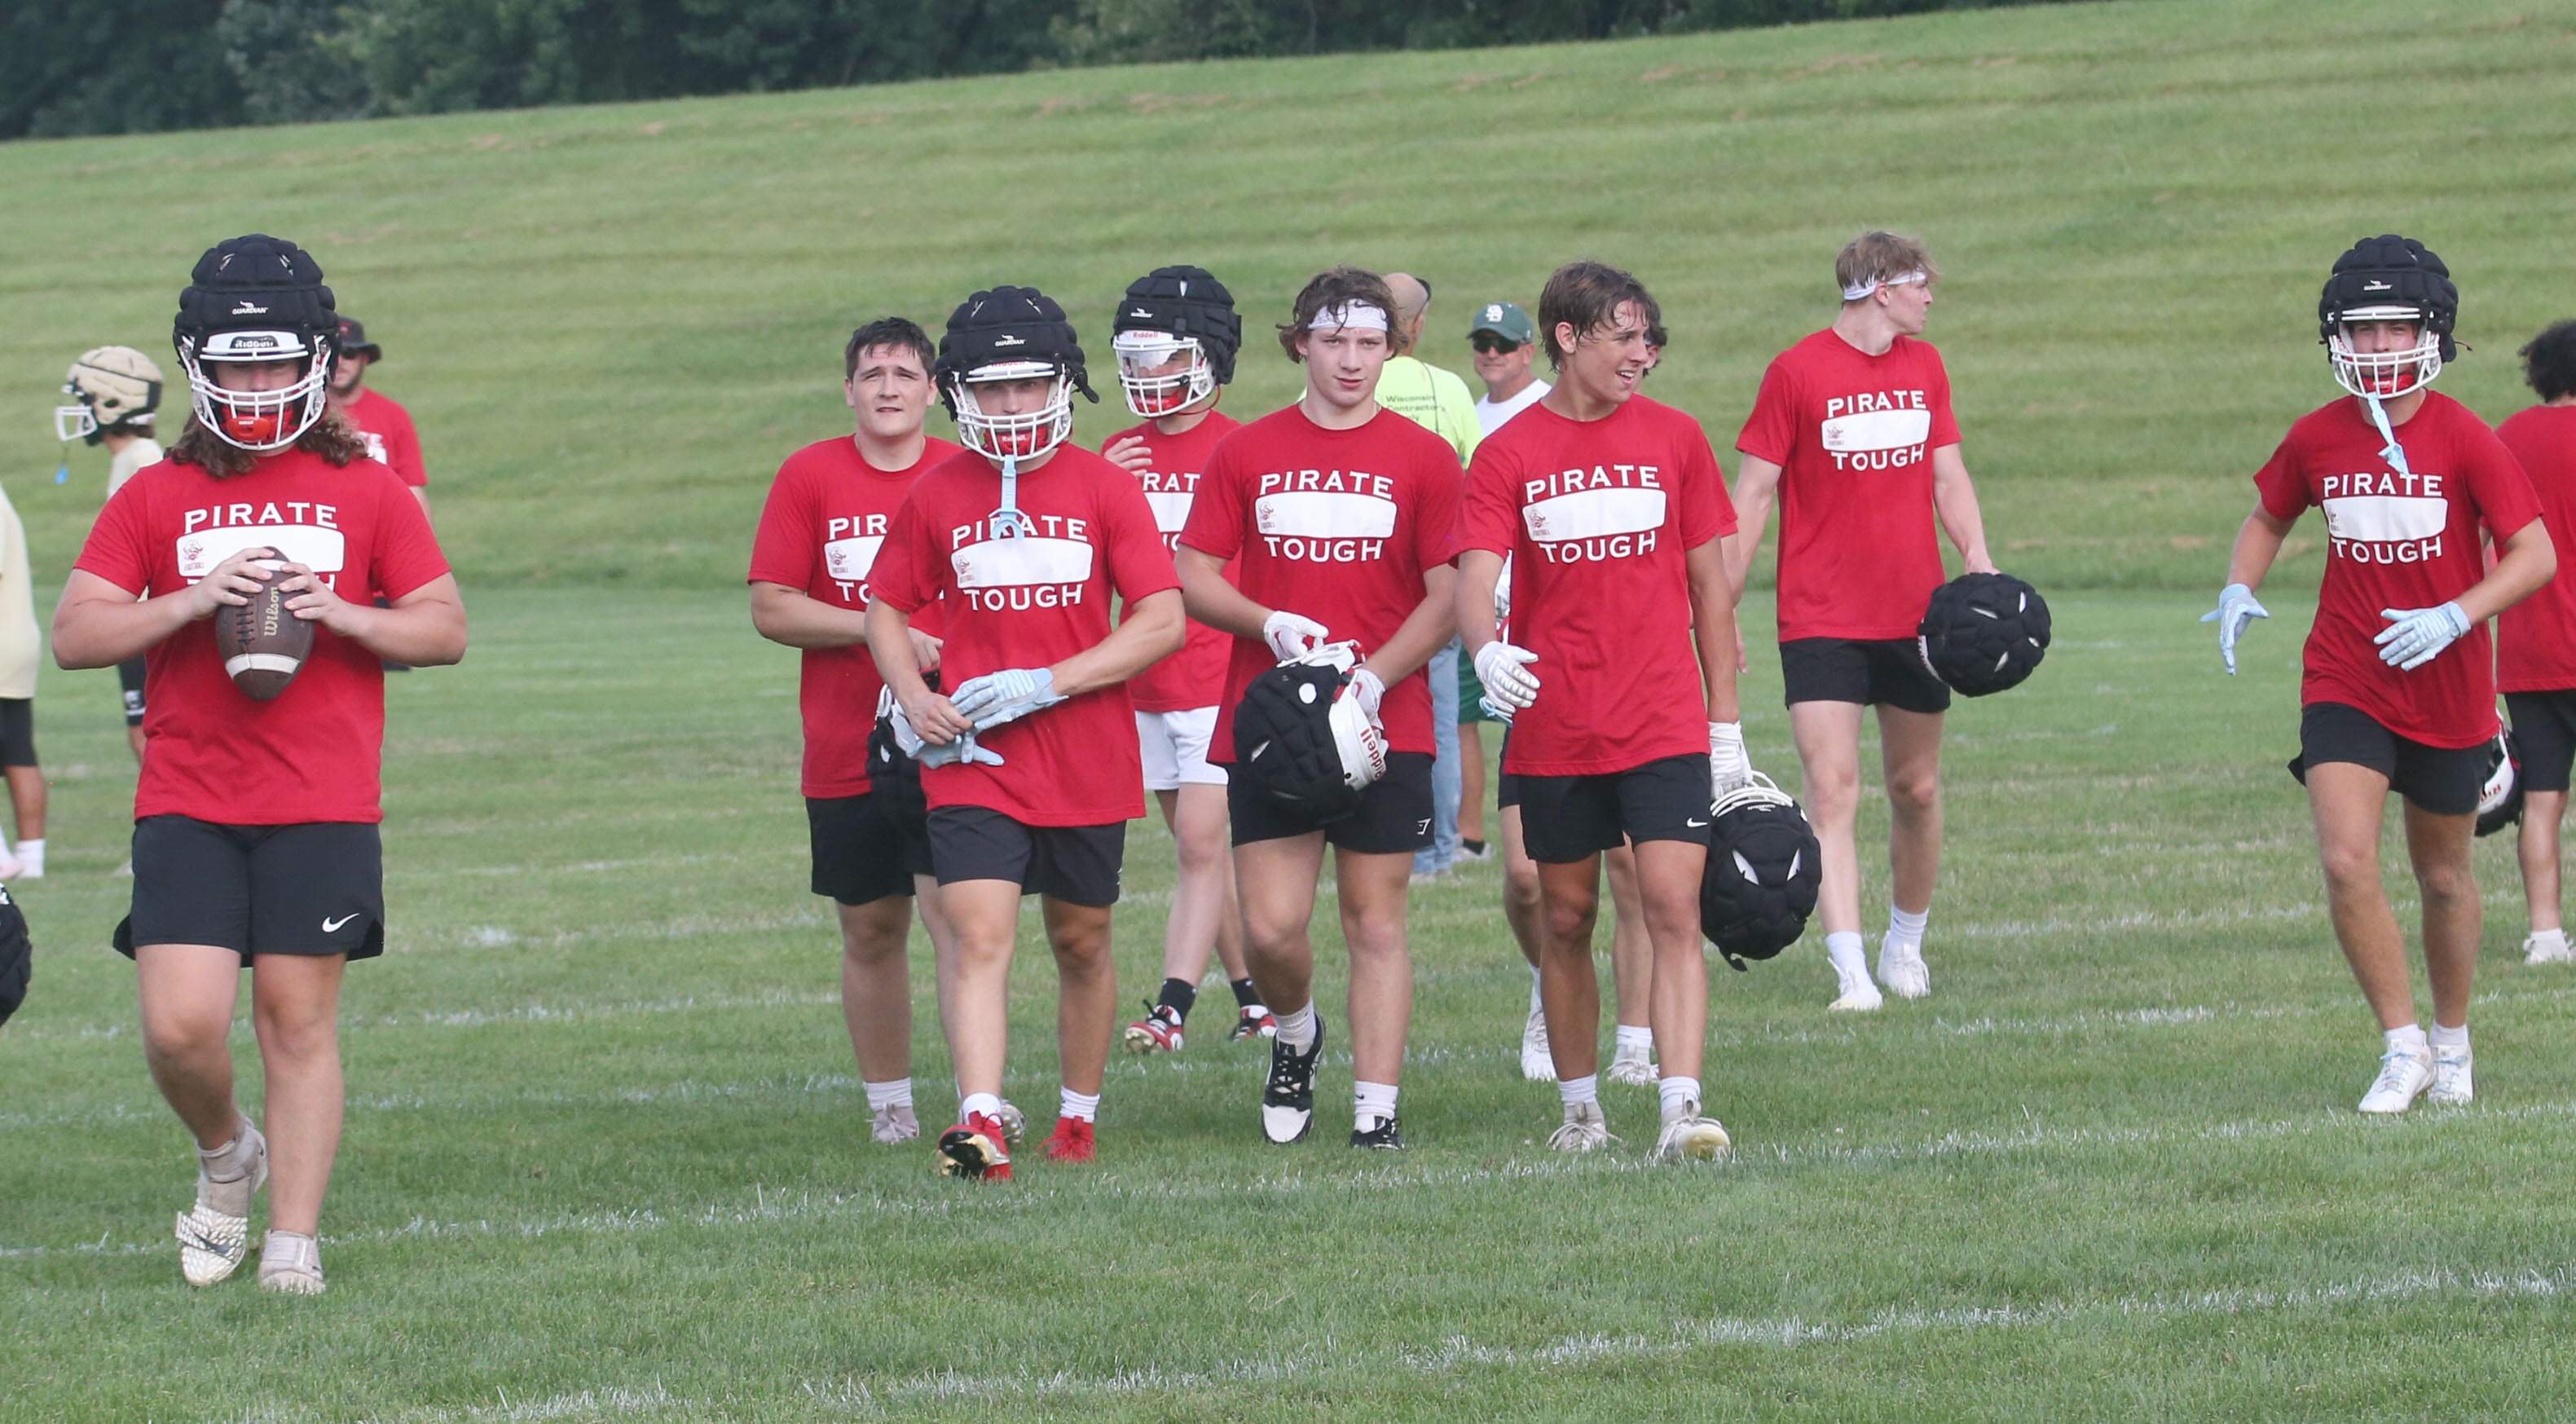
[1540,891,1598,949]
[840,914,909,969]
[1804,768,1860,822]
[1342,911,1408,963]
[1174,827,1228,879]
[1504,863,1542,914]
[2415,858,2478,908]
[142,1006,228,1066]
[2317,841,2379,892]
[1887,769,1941,818]
[252,999,337,1064]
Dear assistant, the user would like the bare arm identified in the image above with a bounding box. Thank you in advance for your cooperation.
[1929,444,1997,575]
[1050,589,1184,698]
[1362,564,1458,688]
[1455,549,1505,660]
[1688,537,1741,723]
[2223,504,2298,592]
[54,547,326,669]
[1726,453,1782,600]
[751,582,942,667]
[411,486,434,527]
[866,599,970,745]
[2456,518,2556,624]
[282,564,467,666]
[1178,544,1274,638]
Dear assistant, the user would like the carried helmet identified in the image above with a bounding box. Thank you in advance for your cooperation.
[936,285,1096,462]
[57,346,164,444]
[2476,729,2523,839]
[1112,265,1241,419]
[1231,642,1387,820]
[171,234,338,452]
[1918,571,2051,697]
[2319,235,2457,400]
[1699,774,1821,971]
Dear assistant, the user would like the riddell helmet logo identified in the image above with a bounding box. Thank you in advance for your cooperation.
[232,334,279,350]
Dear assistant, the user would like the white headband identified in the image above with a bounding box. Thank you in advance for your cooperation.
[1842,270,1928,302]
[1308,302,1389,333]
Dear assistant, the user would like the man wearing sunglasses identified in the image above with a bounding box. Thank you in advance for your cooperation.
[1469,302,1551,433]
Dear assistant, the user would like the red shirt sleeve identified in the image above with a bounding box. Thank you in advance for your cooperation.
[1178,444,1246,560]
[371,471,451,601]
[1460,438,1521,558]
[73,478,155,596]
[1926,349,1963,449]
[1735,356,1799,466]
[869,493,937,615]
[2467,425,2543,541]
[1411,443,1464,571]
[1100,471,1182,603]
[2252,436,2312,522]
[746,457,816,589]
[1678,416,1733,547]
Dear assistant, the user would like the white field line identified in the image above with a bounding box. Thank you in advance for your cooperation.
[226,1265,2576,1422]
[20,1094,2576,1263]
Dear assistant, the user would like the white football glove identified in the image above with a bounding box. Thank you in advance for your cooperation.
[1347,666,1385,717]
[1710,721,1750,797]
[949,667,1063,731]
[1474,641,1540,712]
[2376,602,2470,671]
[1263,611,1330,662]
[2200,583,2268,677]
[888,699,1005,768]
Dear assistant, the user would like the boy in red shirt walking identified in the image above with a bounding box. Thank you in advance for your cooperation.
[2493,320,2576,965]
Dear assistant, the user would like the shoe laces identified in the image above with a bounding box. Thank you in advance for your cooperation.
[1266,1044,1314,1096]
[2371,1049,2427,1092]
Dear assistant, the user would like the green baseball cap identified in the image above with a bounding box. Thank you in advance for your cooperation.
[1468,301,1536,345]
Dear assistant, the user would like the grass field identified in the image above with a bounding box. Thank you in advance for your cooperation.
[8,588,2576,1421]
[2,0,2574,594]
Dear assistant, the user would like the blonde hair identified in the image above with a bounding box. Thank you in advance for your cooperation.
[1834,231,1940,301]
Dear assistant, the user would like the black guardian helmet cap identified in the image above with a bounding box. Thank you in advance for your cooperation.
[2319,234,2457,399]
[935,285,1096,461]
[1112,265,1242,417]
[171,234,338,452]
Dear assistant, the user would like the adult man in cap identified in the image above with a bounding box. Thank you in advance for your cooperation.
[327,317,431,523]
[1469,302,1551,434]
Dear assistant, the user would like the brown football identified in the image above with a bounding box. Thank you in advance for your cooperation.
[214,560,315,701]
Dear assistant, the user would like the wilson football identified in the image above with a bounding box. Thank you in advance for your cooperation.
[214,558,314,701]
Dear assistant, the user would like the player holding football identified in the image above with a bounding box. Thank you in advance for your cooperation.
[749,317,964,1145]
[1457,261,1742,1158]
[1177,267,1462,1149]
[51,234,466,1294]
[2207,235,2551,1113]
[1099,267,1275,1055]
[865,287,1183,1179]
[1728,231,1997,1011]
[2497,320,2576,968]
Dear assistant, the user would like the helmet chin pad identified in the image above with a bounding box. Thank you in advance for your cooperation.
[183,339,332,453]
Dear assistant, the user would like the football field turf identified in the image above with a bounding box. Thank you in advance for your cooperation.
[8,588,2576,1421]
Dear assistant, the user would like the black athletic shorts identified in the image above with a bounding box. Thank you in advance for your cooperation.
[1230,751,1435,855]
[0,699,33,768]
[1515,753,1712,864]
[2291,702,2486,816]
[927,805,1125,906]
[118,656,147,727]
[807,792,927,906]
[115,816,385,961]
[2507,690,2576,796]
[1780,637,1952,714]
[1495,726,1521,810]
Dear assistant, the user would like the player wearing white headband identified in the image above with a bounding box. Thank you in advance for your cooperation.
[1728,230,1998,1011]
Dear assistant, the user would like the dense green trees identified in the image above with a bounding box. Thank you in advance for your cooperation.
[2,0,2045,138]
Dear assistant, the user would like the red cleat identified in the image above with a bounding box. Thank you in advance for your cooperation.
[1122,1003,1185,1054]
[1230,1006,1279,1042]
[938,1112,1012,1181]
[1042,1116,1097,1164]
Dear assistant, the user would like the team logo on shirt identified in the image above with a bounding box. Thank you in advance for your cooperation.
[2321,470,2449,565]
[822,514,889,602]
[1819,390,1932,471]
[1521,465,1667,562]
[1254,470,1397,562]
[359,431,389,465]
[949,517,1096,611]
[176,503,347,587]
[1139,470,1199,553]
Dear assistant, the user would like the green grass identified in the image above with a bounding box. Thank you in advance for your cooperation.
[8,587,2576,1420]
[3,0,2574,593]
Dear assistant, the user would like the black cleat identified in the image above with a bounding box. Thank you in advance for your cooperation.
[1259,1015,1326,1144]
[1350,1113,1406,1150]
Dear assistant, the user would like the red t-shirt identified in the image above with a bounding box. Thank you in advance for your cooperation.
[73,448,451,825]
[1460,395,1733,775]
[1737,329,1962,641]
[339,389,427,488]
[2496,404,2576,694]
[2254,393,2539,747]
[1181,404,1463,760]
[746,434,962,798]
[869,444,1179,827]
[1115,410,1241,713]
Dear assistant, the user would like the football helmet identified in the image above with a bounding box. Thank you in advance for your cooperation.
[1231,642,1387,819]
[2319,235,2457,400]
[171,234,339,452]
[2476,730,2523,839]
[1918,571,2051,697]
[1112,266,1240,419]
[936,286,1096,462]
[1700,773,1821,970]
[0,887,25,1028]
[56,346,164,444]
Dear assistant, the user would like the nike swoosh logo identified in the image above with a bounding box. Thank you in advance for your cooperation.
[177,1220,240,1257]
[323,913,361,932]
[1685,818,1709,827]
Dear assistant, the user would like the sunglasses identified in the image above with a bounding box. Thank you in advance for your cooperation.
[1471,335,1523,355]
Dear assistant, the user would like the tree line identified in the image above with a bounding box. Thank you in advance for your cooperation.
[3,0,2050,140]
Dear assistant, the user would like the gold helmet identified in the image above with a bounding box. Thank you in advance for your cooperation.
[58,346,165,445]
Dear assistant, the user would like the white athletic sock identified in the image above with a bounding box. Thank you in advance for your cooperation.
[959,1091,1002,1123]
[2384,1025,2430,1059]
[1887,904,1928,945]
[1558,1074,1599,1109]
[1275,1003,1319,1050]
[1529,965,1543,1012]
[2428,1022,2470,1051]
[1059,1087,1100,1122]
[1354,1080,1398,1131]
[1658,1075,1701,1119]
[1825,932,1868,978]
[1614,1024,1653,1057]
[197,1118,257,1182]
[12,839,42,876]
[864,1078,914,1113]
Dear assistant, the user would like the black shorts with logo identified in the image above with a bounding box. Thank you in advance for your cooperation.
[2507,690,2576,795]
[1515,753,1712,864]
[927,805,1125,907]
[1230,751,1435,855]
[807,792,929,906]
[115,816,385,961]
[2291,702,2486,816]
[1780,637,1952,714]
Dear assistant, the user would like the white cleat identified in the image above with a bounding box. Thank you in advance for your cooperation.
[1518,1006,1556,1082]
[2427,1047,2475,1106]
[257,1231,326,1295]
[177,1124,268,1287]
[1546,1101,1618,1153]
[871,1104,922,1144]
[1828,965,1883,1012]
[1877,937,1931,999]
[2524,930,2574,966]
[1653,1102,1732,1162]
[1605,1038,1658,1087]
[2358,1049,2433,1114]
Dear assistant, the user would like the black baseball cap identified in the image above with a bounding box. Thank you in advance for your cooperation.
[336,316,382,360]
